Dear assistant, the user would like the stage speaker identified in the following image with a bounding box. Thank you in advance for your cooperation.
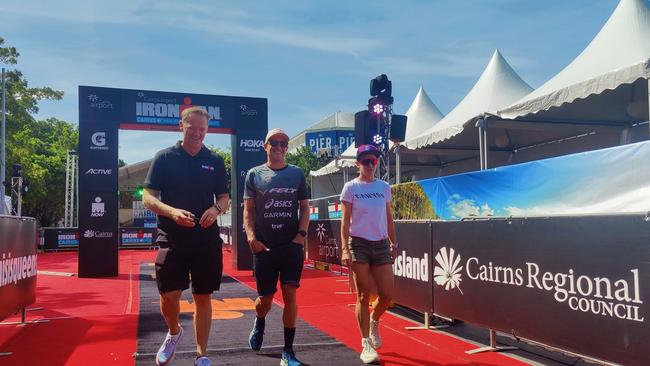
[390,114,407,142]
[354,110,368,148]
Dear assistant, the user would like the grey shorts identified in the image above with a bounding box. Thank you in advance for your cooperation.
[348,236,393,265]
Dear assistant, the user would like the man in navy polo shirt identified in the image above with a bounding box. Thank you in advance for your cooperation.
[143,106,230,366]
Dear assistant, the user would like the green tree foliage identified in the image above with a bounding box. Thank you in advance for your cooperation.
[209,146,232,193]
[2,37,75,225]
[391,182,437,220]
[1,38,63,137]
[8,118,78,225]
[285,146,327,190]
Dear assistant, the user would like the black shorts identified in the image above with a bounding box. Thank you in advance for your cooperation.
[253,242,304,296]
[155,238,223,294]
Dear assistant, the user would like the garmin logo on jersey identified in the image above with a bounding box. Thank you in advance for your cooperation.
[354,192,385,199]
[264,199,293,209]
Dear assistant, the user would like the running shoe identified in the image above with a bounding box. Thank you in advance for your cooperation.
[155,325,184,366]
[360,338,379,364]
[248,318,264,351]
[280,350,303,366]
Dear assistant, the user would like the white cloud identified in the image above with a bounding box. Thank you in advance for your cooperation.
[0,1,385,56]
[446,194,493,219]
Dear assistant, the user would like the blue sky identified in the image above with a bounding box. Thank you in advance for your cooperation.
[0,0,619,164]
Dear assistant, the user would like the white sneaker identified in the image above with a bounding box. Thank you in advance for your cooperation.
[156,325,184,366]
[369,319,382,349]
[360,338,379,364]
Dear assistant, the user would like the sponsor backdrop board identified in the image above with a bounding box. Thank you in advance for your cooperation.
[393,221,433,313]
[431,215,650,366]
[307,219,342,265]
[0,216,37,321]
[42,228,79,250]
[119,227,156,247]
[79,86,268,276]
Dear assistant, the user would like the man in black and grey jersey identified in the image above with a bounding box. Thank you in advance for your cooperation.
[243,128,310,366]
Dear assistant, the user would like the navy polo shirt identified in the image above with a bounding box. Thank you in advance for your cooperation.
[144,141,228,243]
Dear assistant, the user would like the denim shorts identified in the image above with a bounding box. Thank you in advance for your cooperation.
[348,236,393,265]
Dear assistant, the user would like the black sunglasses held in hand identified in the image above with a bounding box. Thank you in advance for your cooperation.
[268,140,289,148]
[360,158,377,167]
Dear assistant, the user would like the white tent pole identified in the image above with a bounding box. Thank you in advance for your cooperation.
[647,78,650,136]
[477,118,486,170]
[483,120,489,169]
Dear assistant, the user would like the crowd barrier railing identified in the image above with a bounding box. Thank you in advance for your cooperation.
[307,214,650,366]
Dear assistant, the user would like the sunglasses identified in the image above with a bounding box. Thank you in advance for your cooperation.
[359,157,378,167]
[268,140,288,148]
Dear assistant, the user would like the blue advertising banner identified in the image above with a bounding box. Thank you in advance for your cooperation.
[391,140,650,221]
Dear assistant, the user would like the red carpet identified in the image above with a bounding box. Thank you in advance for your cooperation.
[0,250,153,366]
[0,249,529,365]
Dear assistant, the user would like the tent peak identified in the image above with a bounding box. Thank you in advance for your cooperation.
[498,0,650,119]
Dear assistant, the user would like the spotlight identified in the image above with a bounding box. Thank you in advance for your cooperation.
[372,134,383,145]
[372,103,384,115]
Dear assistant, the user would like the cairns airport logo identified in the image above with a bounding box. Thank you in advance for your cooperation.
[87,94,113,110]
[313,223,338,260]
[432,246,644,323]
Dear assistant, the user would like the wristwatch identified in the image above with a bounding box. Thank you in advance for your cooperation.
[297,229,307,237]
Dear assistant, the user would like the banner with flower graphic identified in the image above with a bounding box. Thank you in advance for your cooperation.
[432,215,650,366]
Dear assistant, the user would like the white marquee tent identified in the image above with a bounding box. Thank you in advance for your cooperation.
[485,0,650,163]
[398,49,533,177]
[406,0,650,174]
